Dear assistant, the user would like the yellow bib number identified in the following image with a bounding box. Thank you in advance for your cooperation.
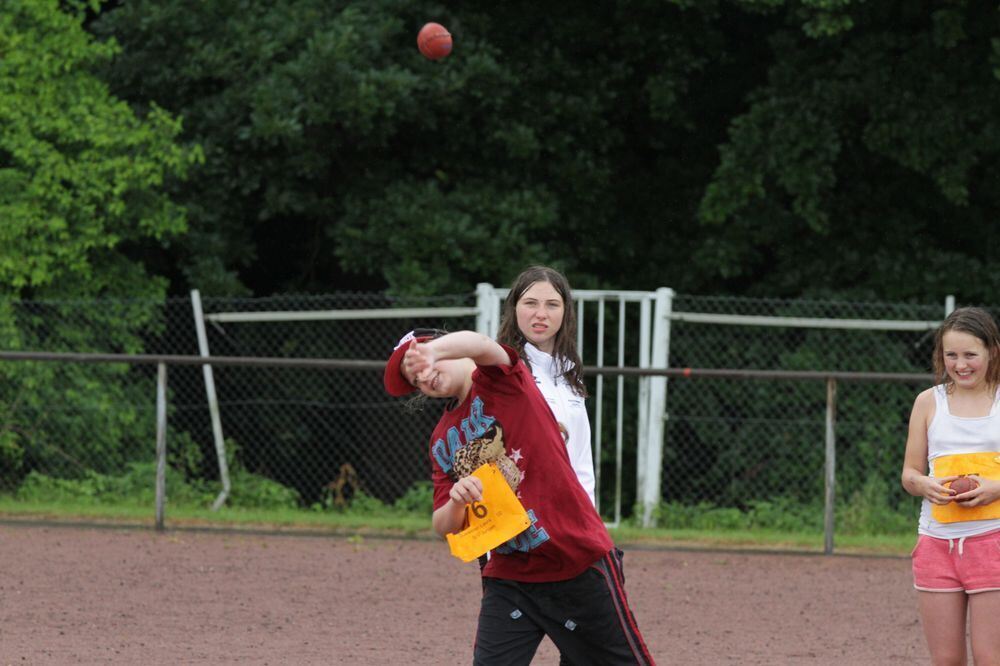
[930,452,1000,523]
[446,463,531,563]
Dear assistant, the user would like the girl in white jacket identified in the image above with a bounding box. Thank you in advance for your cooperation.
[498,266,596,506]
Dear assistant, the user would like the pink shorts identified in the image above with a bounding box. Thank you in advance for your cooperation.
[911,530,1000,593]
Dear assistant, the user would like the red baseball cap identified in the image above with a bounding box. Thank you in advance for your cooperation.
[383,330,433,397]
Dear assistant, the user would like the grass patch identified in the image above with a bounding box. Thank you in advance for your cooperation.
[0,496,433,535]
[0,496,915,556]
[0,469,917,557]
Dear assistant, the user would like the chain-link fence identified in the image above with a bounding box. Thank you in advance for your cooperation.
[0,293,477,514]
[192,292,478,509]
[0,290,955,539]
[656,295,945,534]
[0,297,170,503]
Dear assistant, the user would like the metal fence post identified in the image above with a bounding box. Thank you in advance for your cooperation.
[476,283,500,337]
[594,298,606,517]
[641,287,674,527]
[613,299,626,526]
[190,289,231,511]
[155,362,168,531]
[636,296,652,502]
[824,377,837,554]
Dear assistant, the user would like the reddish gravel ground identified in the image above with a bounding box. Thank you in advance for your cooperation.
[0,523,927,664]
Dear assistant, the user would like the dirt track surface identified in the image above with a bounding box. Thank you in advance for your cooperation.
[0,524,926,664]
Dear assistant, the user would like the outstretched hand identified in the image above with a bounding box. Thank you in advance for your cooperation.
[403,339,437,385]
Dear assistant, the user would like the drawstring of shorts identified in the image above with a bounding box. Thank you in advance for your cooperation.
[947,536,968,556]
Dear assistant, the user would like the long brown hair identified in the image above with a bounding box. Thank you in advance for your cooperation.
[931,307,1000,391]
[497,266,587,397]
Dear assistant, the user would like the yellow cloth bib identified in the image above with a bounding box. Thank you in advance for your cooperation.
[446,463,531,563]
[931,452,1000,523]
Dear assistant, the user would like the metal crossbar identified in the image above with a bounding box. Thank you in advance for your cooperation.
[0,347,934,551]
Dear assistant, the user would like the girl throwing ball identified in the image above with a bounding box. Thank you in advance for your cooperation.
[384,329,654,665]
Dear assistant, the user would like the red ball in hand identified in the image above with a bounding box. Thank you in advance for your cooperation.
[417,22,452,60]
[949,476,979,502]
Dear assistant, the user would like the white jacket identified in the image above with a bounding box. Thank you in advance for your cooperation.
[524,342,596,506]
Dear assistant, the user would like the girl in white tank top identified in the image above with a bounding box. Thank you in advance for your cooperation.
[901,307,1000,664]
[918,383,1000,538]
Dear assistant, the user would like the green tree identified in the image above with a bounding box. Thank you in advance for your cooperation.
[0,0,197,299]
[698,0,1000,302]
[92,0,733,296]
[0,0,199,482]
[90,0,1000,302]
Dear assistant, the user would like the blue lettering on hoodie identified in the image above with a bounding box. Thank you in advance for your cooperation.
[431,396,496,473]
[494,510,549,554]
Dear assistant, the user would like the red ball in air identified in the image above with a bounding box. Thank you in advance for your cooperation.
[417,22,452,60]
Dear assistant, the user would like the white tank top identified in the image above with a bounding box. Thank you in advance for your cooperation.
[918,384,1000,538]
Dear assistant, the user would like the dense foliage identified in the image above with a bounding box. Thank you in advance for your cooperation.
[89,0,1000,302]
[1,0,198,298]
[0,0,199,481]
